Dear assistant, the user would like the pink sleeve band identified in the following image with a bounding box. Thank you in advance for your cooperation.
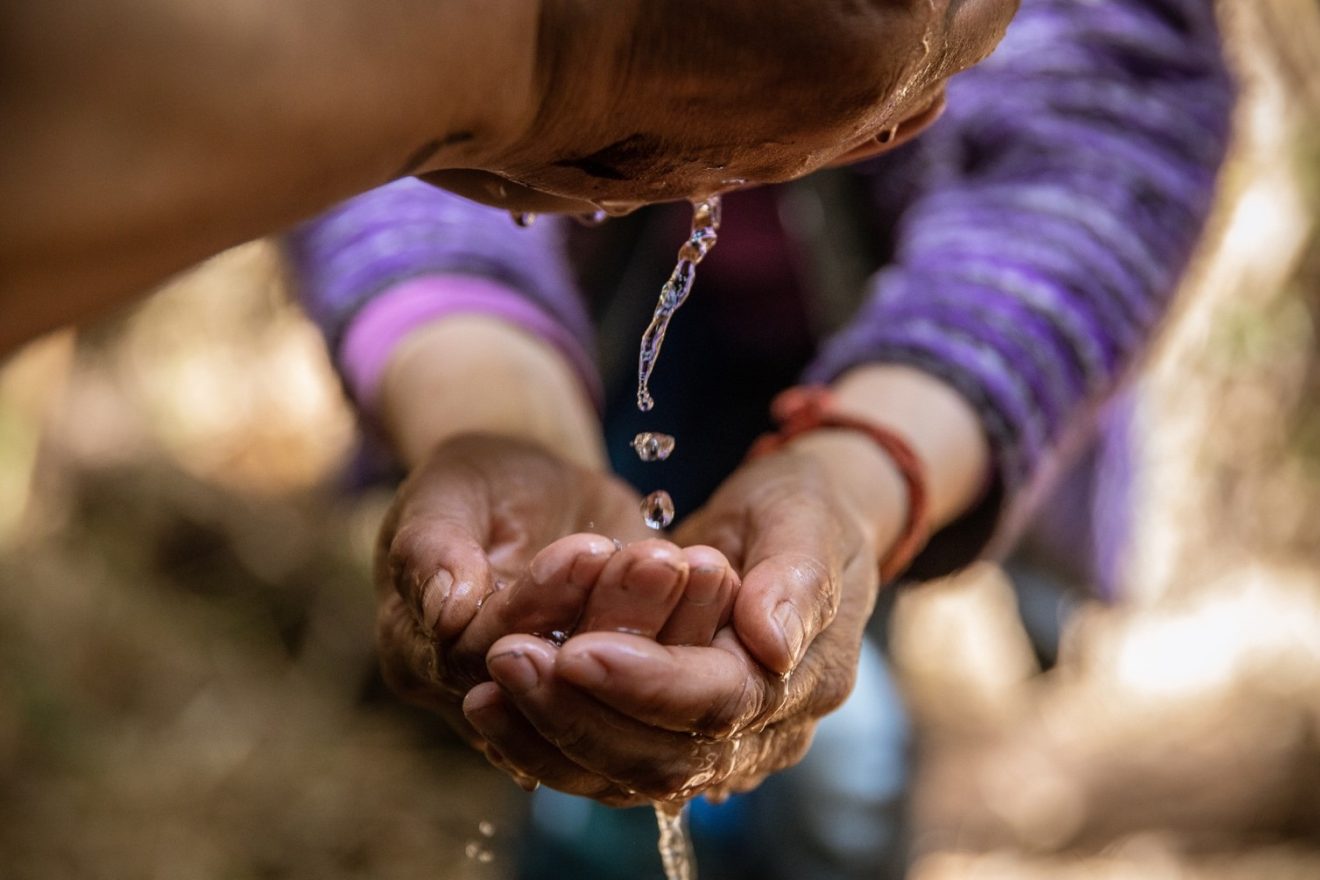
[339,274,604,416]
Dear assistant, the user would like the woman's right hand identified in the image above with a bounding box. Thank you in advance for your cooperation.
[373,434,739,760]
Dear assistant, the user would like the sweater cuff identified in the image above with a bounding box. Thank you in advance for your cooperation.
[339,274,604,418]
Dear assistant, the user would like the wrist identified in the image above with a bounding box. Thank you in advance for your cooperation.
[829,365,990,529]
[752,365,991,582]
[784,430,909,558]
[379,314,606,472]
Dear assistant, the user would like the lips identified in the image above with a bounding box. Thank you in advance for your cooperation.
[826,90,949,167]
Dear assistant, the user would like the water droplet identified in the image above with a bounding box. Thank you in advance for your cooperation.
[575,210,608,227]
[545,629,569,646]
[720,177,748,188]
[641,491,675,530]
[632,432,676,462]
[635,196,722,412]
[677,228,717,263]
[691,196,721,231]
[510,212,536,227]
[478,820,496,838]
[654,801,696,880]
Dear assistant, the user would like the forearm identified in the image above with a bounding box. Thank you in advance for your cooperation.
[0,0,536,349]
[378,315,605,472]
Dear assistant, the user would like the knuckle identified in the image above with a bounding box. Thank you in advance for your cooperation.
[806,659,856,717]
[385,529,422,599]
[376,618,438,705]
[766,725,814,775]
[633,764,702,801]
[548,721,595,759]
[801,555,841,619]
[693,669,762,739]
[809,581,842,642]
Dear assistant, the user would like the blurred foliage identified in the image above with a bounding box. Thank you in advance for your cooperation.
[0,248,513,879]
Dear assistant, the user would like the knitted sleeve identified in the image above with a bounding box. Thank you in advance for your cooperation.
[286,178,600,412]
[806,0,1235,575]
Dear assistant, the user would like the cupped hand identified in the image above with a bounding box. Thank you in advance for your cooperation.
[464,444,897,803]
[374,433,739,756]
[373,434,644,728]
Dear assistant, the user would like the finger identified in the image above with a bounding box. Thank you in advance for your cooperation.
[376,591,495,755]
[551,632,840,800]
[383,498,494,642]
[463,683,640,805]
[729,479,863,674]
[377,591,448,706]
[486,635,738,800]
[419,169,605,215]
[555,630,786,738]
[448,533,617,681]
[656,545,739,646]
[735,551,840,676]
[575,539,690,638]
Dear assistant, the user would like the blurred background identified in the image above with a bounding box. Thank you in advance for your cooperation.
[2,2,1318,878]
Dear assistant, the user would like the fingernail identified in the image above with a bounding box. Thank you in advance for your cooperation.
[567,538,617,587]
[558,651,608,688]
[626,559,684,603]
[421,570,453,632]
[489,651,540,694]
[685,566,725,606]
[774,602,805,669]
[529,551,559,586]
[451,576,476,603]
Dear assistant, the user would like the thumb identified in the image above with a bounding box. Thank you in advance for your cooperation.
[378,462,497,642]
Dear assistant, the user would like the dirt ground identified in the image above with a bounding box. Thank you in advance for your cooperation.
[2,2,1319,879]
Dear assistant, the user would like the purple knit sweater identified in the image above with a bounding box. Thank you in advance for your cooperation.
[287,0,1233,574]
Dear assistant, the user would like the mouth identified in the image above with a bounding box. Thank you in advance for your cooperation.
[417,168,605,215]
[825,90,949,167]
[420,91,951,214]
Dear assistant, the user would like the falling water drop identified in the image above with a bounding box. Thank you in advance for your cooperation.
[575,210,609,227]
[641,491,676,530]
[654,801,696,880]
[636,196,722,411]
[510,212,536,227]
[691,197,721,230]
[632,432,676,462]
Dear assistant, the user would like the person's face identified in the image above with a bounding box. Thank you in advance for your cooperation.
[427,0,1019,215]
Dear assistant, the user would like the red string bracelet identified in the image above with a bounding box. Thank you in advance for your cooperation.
[748,386,930,583]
